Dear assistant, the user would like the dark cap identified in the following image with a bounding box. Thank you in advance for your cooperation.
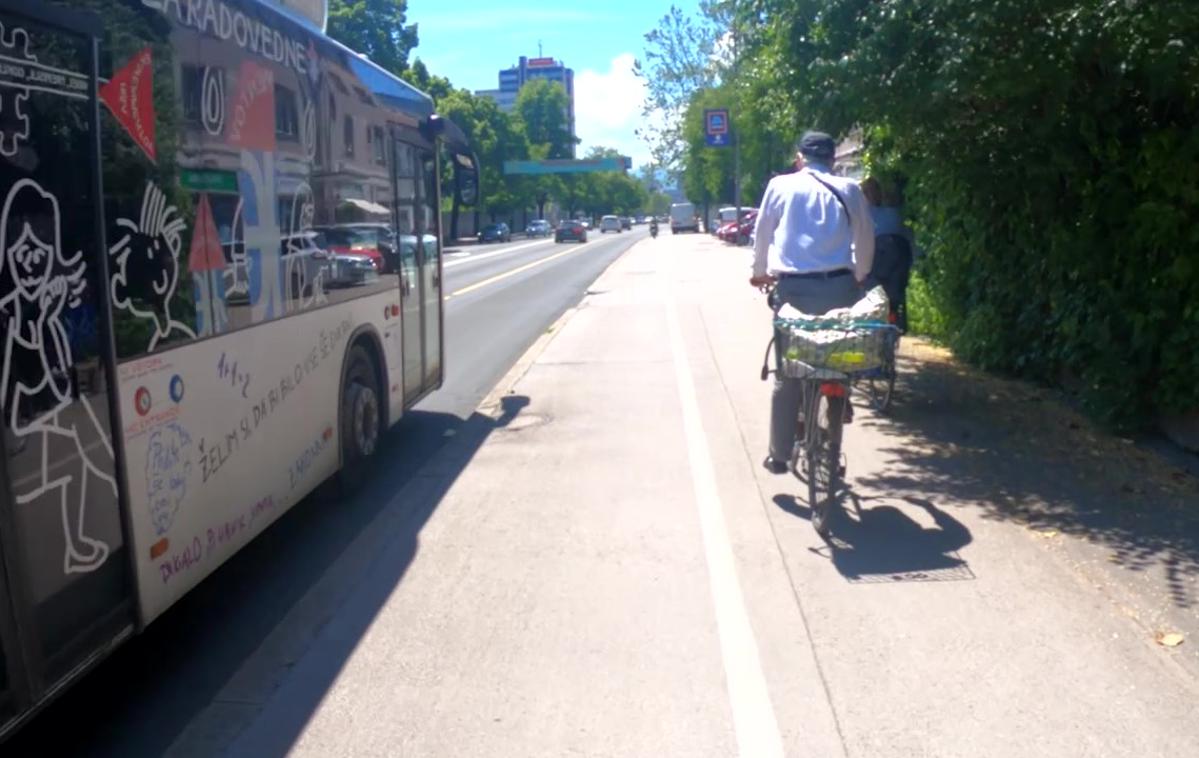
[797,130,836,160]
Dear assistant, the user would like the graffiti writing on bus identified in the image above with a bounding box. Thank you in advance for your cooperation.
[157,494,275,584]
[145,421,193,536]
[216,350,252,397]
[289,428,332,491]
[198,317,353,484]
[1,178,113,573]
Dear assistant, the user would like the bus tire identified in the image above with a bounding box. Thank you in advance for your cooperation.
[338,344,381,490]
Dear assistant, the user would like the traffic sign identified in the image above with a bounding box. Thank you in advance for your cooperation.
[704,108,730,148]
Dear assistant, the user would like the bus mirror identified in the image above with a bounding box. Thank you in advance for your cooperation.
[455,154,479,206]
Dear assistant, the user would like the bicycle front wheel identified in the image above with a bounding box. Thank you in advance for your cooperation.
[807,390,845,538]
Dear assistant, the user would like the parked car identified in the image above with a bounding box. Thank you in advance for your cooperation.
[311,225,387,272]
[736,210,758,245]
[600,215,622,233]
[555,220,588,243]
[325,223,398,271]
[284,232,378,295]
[716,219,740,244]
[526,219,552,237]
[620,216,632,230]
[716,210,758,245]
[478,222,511,243]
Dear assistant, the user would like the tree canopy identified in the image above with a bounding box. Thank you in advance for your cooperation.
[645,0,1199,427]
[326,0,418,76]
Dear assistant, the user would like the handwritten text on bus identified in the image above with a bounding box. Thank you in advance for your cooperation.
[157,496,275,584]
[198,318,352,484]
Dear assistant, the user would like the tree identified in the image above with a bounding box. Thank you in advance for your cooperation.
[437,89,529,223]
[514,80,576,218]
[742,0,1199,427]
[327,0,418,76]
[402,58,453,105]
[514,79,577,159]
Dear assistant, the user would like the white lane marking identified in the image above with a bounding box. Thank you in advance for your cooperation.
[443,237,602,300]
[663,271,785,758]
[443,239,555,269]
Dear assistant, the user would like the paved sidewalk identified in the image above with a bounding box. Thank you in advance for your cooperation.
[221,233,1199,757]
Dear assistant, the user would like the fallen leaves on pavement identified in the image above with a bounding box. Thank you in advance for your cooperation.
[1155,632,1184,647]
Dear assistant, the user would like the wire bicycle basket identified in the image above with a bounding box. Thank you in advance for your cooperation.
[775,318,898,380]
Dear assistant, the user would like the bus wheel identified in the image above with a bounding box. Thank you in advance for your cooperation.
[340,345,381,486]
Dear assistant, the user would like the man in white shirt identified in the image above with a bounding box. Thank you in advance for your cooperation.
[750,131,875,474]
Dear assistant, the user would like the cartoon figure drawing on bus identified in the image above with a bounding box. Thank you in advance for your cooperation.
[145,421,192,536]
[0,179,113,574]
[0,21,33,157]
[110,181,197,351]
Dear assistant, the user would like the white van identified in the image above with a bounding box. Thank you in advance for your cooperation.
[670,202,698,233]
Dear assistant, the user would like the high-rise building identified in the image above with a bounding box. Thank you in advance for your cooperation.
[476,56,576,156]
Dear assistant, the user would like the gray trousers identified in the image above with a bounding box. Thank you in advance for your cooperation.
[769,274,861,460]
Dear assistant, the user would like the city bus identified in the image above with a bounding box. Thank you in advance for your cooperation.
[0,0,476,737]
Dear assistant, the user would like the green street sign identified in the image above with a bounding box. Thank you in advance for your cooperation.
[503,158,629,175]
[180,168,239,193]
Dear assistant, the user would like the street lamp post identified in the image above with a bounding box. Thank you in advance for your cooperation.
[731,9,740,236]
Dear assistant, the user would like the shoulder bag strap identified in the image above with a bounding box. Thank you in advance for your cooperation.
[805,170,851,227]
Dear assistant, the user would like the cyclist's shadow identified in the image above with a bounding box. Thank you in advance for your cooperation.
[773,494,975,582]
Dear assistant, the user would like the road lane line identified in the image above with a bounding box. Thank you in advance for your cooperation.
[444,239,600,300]
[443,239,553,268]
[663,272,785,758]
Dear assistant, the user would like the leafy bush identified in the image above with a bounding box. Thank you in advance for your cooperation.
[746,0,1199,428]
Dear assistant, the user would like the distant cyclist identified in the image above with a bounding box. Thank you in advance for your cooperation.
[749,131,875,474]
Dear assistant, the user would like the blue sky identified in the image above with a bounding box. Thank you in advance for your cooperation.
[405,0,685,168]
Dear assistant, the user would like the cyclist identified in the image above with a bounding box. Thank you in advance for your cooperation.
[749,131,875,474]
[860,177,915,332]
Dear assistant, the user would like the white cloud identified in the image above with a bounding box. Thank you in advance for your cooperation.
[573,53,653,170]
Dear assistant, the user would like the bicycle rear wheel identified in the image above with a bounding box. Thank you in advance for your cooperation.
[807,389,844,538]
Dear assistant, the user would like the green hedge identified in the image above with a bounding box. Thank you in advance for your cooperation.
[750,0,1199,428]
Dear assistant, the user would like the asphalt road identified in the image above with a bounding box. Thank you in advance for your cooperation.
[5,226,647,757]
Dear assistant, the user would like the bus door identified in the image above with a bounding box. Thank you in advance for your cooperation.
[391,139,425,404]
[0,0,134,722]
[416,149,443,389]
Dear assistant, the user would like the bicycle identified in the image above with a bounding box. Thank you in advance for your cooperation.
[857,305,901,413]
[760,288,897,537]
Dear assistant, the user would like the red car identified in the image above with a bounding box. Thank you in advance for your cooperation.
[737,210,758,245]
[717,210,757,245]
[312,226,387,272]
